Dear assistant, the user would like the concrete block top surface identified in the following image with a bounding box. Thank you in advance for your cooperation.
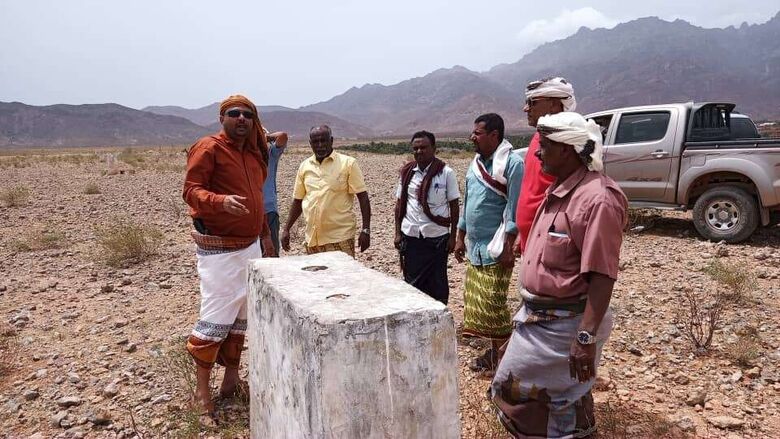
[250,251,447,323]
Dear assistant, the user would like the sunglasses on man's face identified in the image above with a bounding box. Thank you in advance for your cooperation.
[225,109,254,119]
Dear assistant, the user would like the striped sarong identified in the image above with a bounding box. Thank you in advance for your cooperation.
[462,262,512,339]
[305,237,355,258]
[186,240,262,369]
[490,303,613,438]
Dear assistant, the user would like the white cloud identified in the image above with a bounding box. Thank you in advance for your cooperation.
[517,7,620,48]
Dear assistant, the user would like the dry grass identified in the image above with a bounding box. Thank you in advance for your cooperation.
[703,259,756,303]
[83,182,101,194]
[0,185,31,207]
[729,325,763,367]
[0,323,19,381]
[94,218,163,267]
[118,148,147,169]
[10,225,67,252]
[595,399,688,438]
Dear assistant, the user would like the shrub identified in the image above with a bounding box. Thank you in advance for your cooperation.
[0,185,30,207]
[729,325,762,367]
[95,218,163,267]
[10,227,67,252]
[677,288,723,355]
[703,259,756,303]
[83,182,101,194]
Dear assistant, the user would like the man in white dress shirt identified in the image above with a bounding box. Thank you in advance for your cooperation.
[394,130,460,304]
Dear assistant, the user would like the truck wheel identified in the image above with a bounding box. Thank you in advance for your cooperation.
[692,185,758,243]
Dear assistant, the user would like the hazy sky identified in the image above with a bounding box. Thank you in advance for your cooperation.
[1,0,777,109]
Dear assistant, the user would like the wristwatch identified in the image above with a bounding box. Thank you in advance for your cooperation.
[361,228,370,235]
[577,330,596,345]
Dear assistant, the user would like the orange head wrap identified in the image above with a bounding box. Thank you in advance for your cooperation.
[219,94,269,164]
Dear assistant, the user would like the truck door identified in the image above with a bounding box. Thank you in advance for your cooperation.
[603,109,678,201]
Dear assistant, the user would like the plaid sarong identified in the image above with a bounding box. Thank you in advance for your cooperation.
[305,237,355,258]
[490,303,613,438]
[462,262,512,339]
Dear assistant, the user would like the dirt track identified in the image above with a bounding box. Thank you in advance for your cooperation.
[1,147,779,438]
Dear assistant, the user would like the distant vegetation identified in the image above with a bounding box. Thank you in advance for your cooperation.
[340,135,533,155]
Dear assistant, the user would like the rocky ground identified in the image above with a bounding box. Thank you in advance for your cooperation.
[0,146,779,438]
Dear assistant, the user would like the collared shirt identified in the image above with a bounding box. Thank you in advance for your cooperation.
[183,131,270,240]
[457,150,524,266]
[293,151,367,247]
[395,163,460,238]
[520,166,628,300]
[515,133,555,252]
[262,141,284,213]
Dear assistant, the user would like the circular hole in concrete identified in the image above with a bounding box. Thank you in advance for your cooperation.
[326,293,350,300]
[301,265,328,272]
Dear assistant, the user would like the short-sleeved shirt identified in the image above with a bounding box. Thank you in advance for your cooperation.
[519,166,627,300]
[262,141,284,213]
[293,151,367,247]
[395,163,460,238]
[457,150,525,266]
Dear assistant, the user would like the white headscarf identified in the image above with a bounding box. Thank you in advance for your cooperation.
[525,77,576,112]
[537,112,603,172]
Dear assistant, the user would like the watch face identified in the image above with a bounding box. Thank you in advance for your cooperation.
[578,331,592,344]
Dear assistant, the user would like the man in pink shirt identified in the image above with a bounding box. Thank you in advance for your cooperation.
[490,112,627,439]
[515,77,577,254]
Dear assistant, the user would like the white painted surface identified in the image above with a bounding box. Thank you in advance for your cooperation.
[248,251,460,439]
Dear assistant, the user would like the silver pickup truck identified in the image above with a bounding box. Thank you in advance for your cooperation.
[584,102,780,243]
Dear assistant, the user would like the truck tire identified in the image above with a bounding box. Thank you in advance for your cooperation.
[692,185,759,243]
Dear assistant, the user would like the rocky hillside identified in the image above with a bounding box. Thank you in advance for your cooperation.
[145,104,375,139]
[304,13,780,134]
[0,102,209,148]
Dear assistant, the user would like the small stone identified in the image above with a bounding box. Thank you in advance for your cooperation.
[5,399,21,412]
[151,394,171,404]
[23,390,39,401]
[103,383,119,398]
[120,278,132,286]
[707,416,745,430]
[124,343,137,353]
[88,409,112,426]
[628,345,643,356]
[67,372,81,383]
[57,396,82,408]
[685,389,707,407]
[100,284,114,293]
[731,370,743,383]
[594,373,612,391]
[753,251,768,261]
[746,367,761,379]
[116,337,128,345]
[674,374,691,385]
[50,410,68,427]
[35,368,48,379]
[676,416,696,432]
[112,320,128,329]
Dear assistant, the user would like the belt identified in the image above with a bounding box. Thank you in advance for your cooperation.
[523,299,587,314]
[519,287,588,314]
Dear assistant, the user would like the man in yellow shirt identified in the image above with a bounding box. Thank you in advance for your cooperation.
[281,125,371,257]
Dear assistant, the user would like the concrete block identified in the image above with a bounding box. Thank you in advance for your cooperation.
[248,251,460,439]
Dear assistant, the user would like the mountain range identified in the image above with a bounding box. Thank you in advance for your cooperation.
[2,12,778,147]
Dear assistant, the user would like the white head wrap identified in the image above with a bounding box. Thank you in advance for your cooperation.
[525,77,576,112]
[537,112,603,172]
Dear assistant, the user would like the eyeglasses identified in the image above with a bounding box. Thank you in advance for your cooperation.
[225,109,254,119]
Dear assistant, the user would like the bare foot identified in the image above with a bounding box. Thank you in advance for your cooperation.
[219,368,240,398]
